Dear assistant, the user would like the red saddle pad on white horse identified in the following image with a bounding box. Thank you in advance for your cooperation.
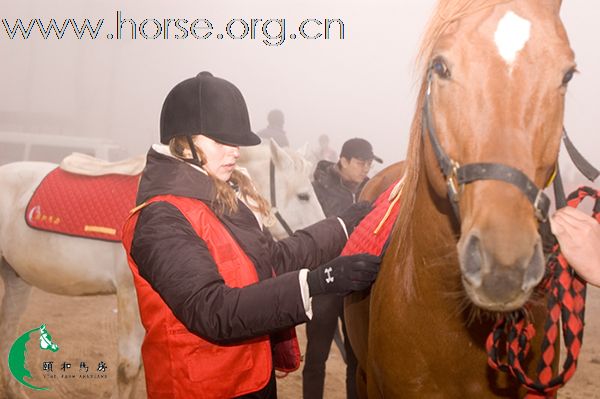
[25,167,139,242]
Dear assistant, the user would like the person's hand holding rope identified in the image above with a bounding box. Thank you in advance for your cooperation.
[551,207,600,287]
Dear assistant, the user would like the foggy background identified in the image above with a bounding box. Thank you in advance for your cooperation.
[0,0,598,185]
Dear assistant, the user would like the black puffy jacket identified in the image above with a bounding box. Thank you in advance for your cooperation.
[312,160,368,217]
[130,147,346,344]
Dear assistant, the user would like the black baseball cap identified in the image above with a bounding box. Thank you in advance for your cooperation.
[340,138,382,163]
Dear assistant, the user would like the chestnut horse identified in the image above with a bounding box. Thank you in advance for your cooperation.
[345,0,576,397]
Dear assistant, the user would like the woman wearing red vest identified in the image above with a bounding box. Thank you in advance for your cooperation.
[121,71,380,399]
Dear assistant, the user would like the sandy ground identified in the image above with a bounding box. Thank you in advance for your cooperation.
[0,283,598,398]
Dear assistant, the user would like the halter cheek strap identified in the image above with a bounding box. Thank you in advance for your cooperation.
[552,130,599,210]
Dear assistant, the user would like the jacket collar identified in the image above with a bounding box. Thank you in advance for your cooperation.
[313,160,367,194]
[136,145,216,205]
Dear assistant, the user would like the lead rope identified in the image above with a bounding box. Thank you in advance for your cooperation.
[486,186,599,397]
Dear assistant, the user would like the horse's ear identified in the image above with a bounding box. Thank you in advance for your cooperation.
[270,138,293,169]
[297,142,309,159]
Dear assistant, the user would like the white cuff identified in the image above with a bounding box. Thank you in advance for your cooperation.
[337,217,349,240]
[298,269,313,319]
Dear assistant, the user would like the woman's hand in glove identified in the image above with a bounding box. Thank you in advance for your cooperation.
[307,253,381,296]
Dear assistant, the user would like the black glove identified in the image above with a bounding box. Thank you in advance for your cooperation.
[307,253,381,296]
[339,201,372,236]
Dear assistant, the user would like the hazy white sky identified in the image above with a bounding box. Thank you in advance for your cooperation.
[0,0,598,182]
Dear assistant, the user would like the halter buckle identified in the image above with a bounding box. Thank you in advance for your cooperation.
[447,160,462,202]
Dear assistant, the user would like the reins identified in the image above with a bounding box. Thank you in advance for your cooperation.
[269,160,294,236]
[486,187,599,397]
[422,62,600,395]
[550,130,600,209]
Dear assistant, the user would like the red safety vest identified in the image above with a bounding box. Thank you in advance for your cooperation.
[122,194,299,399]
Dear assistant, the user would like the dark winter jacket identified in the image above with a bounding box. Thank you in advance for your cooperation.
[130,147,346,344]
[312,160,368,218]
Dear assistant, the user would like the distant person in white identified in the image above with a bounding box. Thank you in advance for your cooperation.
[313,134,337,163]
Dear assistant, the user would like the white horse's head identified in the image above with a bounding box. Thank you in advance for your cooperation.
[239,139,325,239]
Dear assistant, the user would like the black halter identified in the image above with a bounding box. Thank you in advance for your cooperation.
[422,67,598,221]
[269,160,294,236]
[552,130,599,208]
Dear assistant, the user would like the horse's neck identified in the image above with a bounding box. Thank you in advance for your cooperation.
[413,170,457,258]
[409,167,463,294]
[240,158,269,197]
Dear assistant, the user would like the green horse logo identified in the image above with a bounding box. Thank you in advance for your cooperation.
[8,324,59,390]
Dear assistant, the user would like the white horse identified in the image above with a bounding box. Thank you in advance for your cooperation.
[239,140,325,238]
[0,139,324,398]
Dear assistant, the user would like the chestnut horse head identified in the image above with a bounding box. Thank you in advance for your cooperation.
[415,0,573,311]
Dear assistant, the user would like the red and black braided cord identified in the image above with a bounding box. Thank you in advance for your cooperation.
[486,186,599,397]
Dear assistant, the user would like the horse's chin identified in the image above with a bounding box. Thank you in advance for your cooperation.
[462,278,533,312]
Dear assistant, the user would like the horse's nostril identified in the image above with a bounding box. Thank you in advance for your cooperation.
[461,234,483,287]
[522,240,545,291]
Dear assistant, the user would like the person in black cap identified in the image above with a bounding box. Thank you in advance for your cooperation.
[121,72,380,399]
[304,137,383,399]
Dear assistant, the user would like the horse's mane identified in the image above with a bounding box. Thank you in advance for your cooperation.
[394,0,513,299]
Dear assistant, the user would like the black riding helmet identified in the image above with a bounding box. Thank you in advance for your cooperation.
[159,71,261,147]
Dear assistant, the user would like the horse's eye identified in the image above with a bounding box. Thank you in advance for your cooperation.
[297,193,310,202]
[562,68,576,86]
[432,57,451,80]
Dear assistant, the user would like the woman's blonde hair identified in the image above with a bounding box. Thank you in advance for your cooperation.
[169,135,270,216]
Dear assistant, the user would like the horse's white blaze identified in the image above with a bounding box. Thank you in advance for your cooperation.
[494,11,531,69]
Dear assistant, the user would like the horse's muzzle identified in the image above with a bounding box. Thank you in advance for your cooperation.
[458,231,545,311]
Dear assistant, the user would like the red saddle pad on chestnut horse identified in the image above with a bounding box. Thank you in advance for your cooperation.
[25,167,140,242]
[341,178,404,257]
